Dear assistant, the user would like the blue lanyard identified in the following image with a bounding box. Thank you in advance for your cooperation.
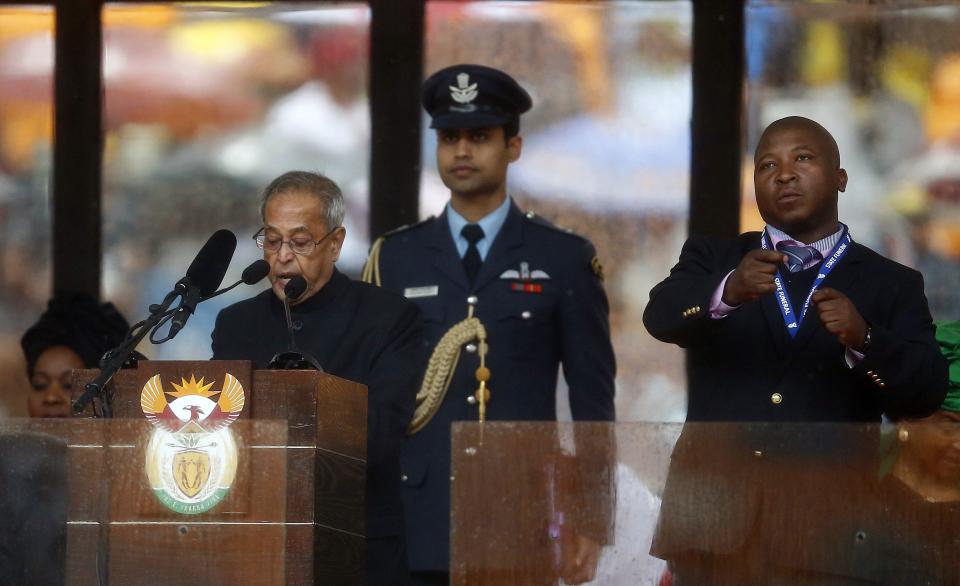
[761,226,852,338]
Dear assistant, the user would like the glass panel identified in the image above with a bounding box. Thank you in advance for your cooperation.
[452,421,960,584]
[424,1,693,422]
[745,1,960,320]
[0,418,295,585]
[102,3,371,360]
[0,6,54,418]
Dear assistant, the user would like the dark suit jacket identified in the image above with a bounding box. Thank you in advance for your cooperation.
[374,202,616,572]
[644,232,947,423]
[643,233,949,580]
[211,270,423,583]
[0,432,67,586]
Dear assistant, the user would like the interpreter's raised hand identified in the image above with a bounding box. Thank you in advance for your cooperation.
[812,287,868,349]
[721,250,788,306]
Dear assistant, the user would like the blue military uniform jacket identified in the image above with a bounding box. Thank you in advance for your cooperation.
[372,201,616,572]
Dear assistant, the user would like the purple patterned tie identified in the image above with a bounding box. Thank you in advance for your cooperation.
[776,242,822,273]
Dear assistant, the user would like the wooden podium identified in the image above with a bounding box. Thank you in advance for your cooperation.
[68,360,367,585]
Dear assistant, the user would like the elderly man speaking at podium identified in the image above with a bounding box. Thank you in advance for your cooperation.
[211,170,423,586]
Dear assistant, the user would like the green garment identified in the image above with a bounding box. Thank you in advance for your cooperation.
[935,321,960,413]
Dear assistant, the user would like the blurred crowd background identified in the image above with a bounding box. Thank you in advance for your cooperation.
[0,1,958,433]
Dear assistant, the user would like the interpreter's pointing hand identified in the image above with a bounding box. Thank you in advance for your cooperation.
[722,249,788,306]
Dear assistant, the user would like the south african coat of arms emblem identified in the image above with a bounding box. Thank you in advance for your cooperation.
[141,373,245,514]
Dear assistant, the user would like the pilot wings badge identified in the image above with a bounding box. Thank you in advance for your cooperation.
[141,373,244,515]
[449,73,478,104]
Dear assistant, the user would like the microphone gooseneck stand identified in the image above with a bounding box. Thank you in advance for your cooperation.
[73,258,270,417]
[269,277,324,372]
[72,287,183,417]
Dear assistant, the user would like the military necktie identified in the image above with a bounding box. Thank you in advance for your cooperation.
[776,242,822,273]
[461,224,485,286]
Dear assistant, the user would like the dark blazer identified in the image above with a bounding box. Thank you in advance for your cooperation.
[644,232,947,423]
[644,233,949,581]
[0,432,67,586]
[374,202,616,572]
[211,270,423,584]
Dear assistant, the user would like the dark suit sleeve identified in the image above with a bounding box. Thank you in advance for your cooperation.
[365,300,423,467]
[557,239,616,545]
[853,269,948,419]
[559,239,616,422]
[643,236,732,347]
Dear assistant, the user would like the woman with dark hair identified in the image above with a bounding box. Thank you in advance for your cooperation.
[889,321,960,499]
[20,293,130,417]
[876,321,960,584]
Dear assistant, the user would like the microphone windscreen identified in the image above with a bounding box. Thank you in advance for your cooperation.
[186,229,237,296]
[284,276,308,301]
[241,260,270,285]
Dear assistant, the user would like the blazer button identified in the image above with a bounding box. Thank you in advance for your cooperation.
[465,343,477,353]
[771,392,783,405]
[401,474,409,483]
[467,395,477,405]
[467,295,479,305]
[521,311,532,320]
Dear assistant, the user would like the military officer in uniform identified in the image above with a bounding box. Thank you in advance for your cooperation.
[363,64,616,585]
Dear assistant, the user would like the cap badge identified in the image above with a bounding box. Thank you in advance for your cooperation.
[449,72,478,104]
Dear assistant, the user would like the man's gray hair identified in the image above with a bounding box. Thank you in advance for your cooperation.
[259,171,346,230]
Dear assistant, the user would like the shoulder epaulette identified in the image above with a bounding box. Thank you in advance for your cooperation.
[523,210,604,281]
[363,216,435,286]
[379,216,434,240]
[521,209,589,242]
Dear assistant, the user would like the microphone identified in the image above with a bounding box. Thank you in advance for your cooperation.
[282,276,308,351]
[284,275,308,302]
[242,259,271,285]
[269,276,323,371]
[200,259,270,302]
[167,230,237,339]
[186,229,239,296]
[77,230,238,415]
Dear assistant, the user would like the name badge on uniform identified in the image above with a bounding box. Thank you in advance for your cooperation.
[404,285,439,299]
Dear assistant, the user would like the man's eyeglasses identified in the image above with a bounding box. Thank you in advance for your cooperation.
[253,226,339,256]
